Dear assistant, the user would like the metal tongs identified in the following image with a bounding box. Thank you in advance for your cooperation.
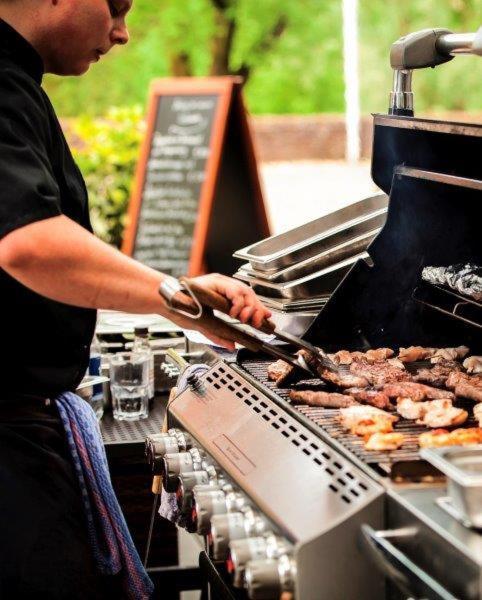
[159,276,338,377]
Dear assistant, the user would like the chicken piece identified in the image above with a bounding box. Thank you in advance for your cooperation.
[398,346,436,363]
[387,357,406,370]
[332,350,354,365]
[383,382,454,402]
[339,405,398,436]
[419,427,482,448]
[419,404,468,429]
[349,358,411,387]
[319,368,370,389]
[473,403,482,426]
[463,356,482,375]
[419,429,453,448]
[430,346,470,363]
[364,348,395,363]
[267,359,298,388]
[364,432,405,451]
[413,360,461,387]
[446,370,482,389]
[397,397,425,420]
[345,388,392,410]
[455,383,482,403]
[289,390,357,408]
[268,359,291,382]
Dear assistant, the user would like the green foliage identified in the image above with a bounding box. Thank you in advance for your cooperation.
[68,106,144,247]
[44,0,482,116]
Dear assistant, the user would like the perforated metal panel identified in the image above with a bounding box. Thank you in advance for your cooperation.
[100,402,165,445]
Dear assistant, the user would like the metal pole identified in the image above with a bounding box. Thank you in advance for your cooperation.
[342,0,361,163]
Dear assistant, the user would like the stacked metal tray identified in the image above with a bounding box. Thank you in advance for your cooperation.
[233,192,388,334]
[234,192,388,301]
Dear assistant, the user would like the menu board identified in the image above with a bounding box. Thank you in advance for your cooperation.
[122,77,270,277]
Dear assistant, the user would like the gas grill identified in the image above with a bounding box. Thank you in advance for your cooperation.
[148,27,482,600]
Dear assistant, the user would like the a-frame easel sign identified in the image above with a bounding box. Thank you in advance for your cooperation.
[122,76,270,277]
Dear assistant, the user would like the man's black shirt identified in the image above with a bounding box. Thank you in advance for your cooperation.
[0,20,96,399]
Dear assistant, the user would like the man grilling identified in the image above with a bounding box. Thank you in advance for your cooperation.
[0,1,270,597]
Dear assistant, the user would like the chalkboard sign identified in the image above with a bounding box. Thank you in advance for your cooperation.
[122,77,270,277]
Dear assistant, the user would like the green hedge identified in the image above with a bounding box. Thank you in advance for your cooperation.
[68,106,144,248]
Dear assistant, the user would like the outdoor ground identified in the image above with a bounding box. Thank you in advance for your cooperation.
[260,159,379,234]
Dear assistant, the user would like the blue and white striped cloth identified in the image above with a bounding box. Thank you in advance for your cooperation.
[55,392,154,600]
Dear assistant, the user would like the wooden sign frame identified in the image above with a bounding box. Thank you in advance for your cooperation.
[122,76,270,276]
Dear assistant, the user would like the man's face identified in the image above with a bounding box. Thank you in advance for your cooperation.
[44,0,132,76]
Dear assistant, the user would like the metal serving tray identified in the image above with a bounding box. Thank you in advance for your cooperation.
[234,193,387,273]
[235,253,367,299]
[237,228,379,283]
[421,446,482,528]
[256,295,329,312]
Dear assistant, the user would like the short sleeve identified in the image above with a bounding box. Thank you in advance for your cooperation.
[0,67,61,239]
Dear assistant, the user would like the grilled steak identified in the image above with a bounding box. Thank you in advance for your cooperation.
[267,359,292,382]
[382,382,454,402]
[349,358,411,387]
[446,371,482,401]
[344,388,392,410]
[289,390,357,408]
[430,346,470,363]
[413,360,461,387]
[455,382,482,403]
[332,348,394,365]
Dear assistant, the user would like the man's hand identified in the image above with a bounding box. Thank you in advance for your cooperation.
[191,273,271,329]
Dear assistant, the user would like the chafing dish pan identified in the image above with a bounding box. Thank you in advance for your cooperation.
[234,193,387,273]
[421,445,482,528]
[235,253,367,299]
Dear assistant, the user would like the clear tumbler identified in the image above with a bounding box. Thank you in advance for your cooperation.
[109,352,150,421]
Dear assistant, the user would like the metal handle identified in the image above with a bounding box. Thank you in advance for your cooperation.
[388,26,482,116]
[361,524,457,600]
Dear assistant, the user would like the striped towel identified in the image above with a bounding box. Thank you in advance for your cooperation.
[55,392,154,600]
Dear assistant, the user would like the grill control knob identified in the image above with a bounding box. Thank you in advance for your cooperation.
[162,448,203,492]
[193,489,228,535]
[244,555,296,600]
[229,536,290,588]
[176,470,211,531]
[210,510,268,560]
[145,429,192,473]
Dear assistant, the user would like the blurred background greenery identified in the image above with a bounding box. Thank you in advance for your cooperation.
[45,0,481,116]
[49,0,481,246]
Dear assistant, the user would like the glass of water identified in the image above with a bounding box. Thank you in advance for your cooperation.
[109,352,150,421]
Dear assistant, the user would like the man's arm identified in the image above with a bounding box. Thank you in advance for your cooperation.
[0,215,271,348]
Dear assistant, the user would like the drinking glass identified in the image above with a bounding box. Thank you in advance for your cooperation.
[109,352,150,421]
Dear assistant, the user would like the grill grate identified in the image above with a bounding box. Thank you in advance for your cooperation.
[239,357,478,475]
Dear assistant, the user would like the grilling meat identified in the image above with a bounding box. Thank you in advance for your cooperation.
[463,356,482,374]
[474,403,482,426]
[349,358,410,387]
[397,345,469,363]
[339,405,398,436]
[267,359,298,388]
[364,432,405,451]
[430,346,470,363]
[398,346,436,363]
[344,388,392,410]
[413,360,461,387]
[332,348,394,365]
[320,368,369,389]
[446,371,482,402]
[396,397,467,427]
[419,427,482,448]
[382,382,454,402]
[289,390,357,408]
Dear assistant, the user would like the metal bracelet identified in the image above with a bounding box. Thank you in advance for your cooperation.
[158,276,203,319]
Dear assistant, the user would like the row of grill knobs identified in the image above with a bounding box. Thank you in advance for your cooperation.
[145,429,296,599]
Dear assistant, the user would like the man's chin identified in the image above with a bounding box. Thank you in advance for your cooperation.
[50,61,92,77]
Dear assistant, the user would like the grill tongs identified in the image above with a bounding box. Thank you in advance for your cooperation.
[159,276,338,377]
